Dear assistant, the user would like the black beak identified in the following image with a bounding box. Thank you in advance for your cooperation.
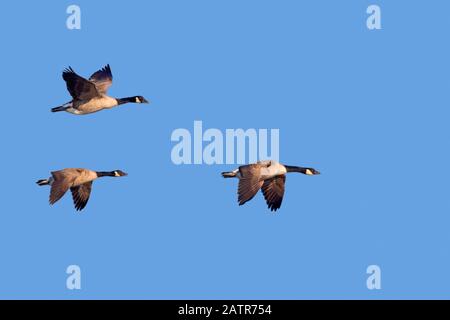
[141,97,149,104]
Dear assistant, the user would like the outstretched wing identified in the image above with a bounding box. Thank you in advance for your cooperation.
[237,164,264,206]
[261,175,286,212]
[49,171,72,205]
[70,182,93,211]
[89,64,113,94]
[62,67,99,100]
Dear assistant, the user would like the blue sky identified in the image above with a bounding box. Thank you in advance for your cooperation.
[0,0,449,299]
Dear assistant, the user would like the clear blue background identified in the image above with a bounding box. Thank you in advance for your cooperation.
[0,0,448,299]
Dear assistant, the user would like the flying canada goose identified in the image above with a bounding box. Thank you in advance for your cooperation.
[36,168,127,211]
[222,160,320,212]
[51,64,149,115]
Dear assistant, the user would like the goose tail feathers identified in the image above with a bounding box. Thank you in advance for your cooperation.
[222,171,238,178]
[36,179,50,186]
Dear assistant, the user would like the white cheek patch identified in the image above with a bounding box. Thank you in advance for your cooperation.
[135,97,140,103]
[114,172,120,177]
[306,169,313,175]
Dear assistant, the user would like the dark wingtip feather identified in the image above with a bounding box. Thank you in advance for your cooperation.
[62,66,76,80]
[269,202,282,212]
[105,64,112,78]
[63,66,74,74]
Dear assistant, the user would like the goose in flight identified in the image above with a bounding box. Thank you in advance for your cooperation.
[222,160,320,212]
[36,168,127,211]
[51,64,149,115]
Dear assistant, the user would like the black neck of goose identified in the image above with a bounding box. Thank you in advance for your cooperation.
[285,166,308,174]
[96,171,115,177]
[116,96,138,105]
